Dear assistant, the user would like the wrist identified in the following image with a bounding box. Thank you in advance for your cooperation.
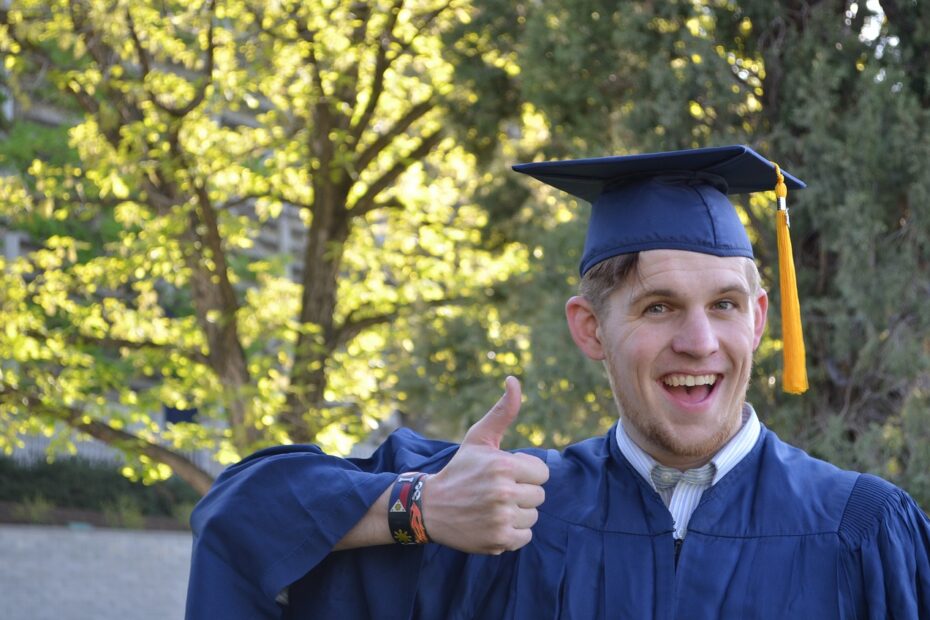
[388,472,431,545]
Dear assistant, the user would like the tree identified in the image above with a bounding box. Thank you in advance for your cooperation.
[4,0,928,508]
[735,0,930,505]
[438,0,930,505]
[0,0,529,494]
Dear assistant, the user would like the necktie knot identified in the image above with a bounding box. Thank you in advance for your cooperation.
[650,462,716,491]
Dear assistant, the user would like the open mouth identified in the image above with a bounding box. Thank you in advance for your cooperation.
[661,373,719,404]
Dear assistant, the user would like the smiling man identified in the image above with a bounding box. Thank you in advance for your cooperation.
[568,250,765,471]
[187,146,930,619]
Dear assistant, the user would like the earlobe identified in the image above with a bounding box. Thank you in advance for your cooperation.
[565,296,606,360]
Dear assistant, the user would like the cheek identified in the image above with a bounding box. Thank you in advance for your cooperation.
[726,330,759,371]
[607,331,659,379]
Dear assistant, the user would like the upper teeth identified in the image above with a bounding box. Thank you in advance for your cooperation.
[663,374,717,387]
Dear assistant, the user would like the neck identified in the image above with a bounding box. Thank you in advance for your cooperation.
[648,452,713,471]
[622,412,744,471]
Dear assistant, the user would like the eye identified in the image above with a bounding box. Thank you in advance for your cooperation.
[713,299,737,311]
[644,303,669,315]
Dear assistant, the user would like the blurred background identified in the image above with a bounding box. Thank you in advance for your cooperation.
[1,0,928,617]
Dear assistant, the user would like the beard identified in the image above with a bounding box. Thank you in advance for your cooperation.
[604,354,747,463]
[613,387,743,461]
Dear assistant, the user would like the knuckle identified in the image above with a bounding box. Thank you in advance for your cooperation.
[512,530,532,550]
[488,456,514,478]
[488,530,511,550]
[535,486,546,506]
[494,483,515,503]
[489,508,514,530]
[485,480,507,503]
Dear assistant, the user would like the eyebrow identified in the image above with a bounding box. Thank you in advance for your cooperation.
[628,283,750,307]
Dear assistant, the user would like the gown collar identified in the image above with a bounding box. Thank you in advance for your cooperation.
[614,404,761,491]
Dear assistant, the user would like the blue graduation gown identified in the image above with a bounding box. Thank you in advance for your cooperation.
[186,425,930,619]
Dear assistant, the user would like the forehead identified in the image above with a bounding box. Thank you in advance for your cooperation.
[624,249,753,296]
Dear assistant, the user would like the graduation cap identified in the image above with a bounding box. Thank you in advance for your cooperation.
[513,144,808,394]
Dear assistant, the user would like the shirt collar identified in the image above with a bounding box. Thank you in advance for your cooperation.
[615,403,761,490]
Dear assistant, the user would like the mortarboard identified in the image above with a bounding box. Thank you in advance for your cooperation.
[513,144,808,394]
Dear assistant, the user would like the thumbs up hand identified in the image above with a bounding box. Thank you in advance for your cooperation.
[422,377,550,555]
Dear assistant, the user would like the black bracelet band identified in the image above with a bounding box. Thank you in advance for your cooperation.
[389,472,430,545]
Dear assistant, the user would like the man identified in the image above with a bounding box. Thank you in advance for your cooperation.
[186,145,930,619]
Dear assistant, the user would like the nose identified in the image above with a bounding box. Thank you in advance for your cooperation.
[671,309,719,358]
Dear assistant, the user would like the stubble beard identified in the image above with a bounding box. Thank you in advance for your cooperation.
[614,389,743,461]
[604,356,747,463]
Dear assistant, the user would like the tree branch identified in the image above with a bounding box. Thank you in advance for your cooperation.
[145,0,217,118]
[336,1,375,109]
[411,0,455,40]
[68,0,114,70]
[125,6,153,80]
[293,13,328,100]
[0,7,98,117]
[189,179,243,319]
[25,328,212,367]
[335,295,470,347]
[348,0,404,145]
[3,388,215,495]
[350,129,444,215]
[65,0,147,143]
[354,98,435,173]
[86,336,210,367]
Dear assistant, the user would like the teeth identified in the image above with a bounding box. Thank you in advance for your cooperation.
[663,374,717,387]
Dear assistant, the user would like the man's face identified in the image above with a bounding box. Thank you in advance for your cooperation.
[570,249,767,468]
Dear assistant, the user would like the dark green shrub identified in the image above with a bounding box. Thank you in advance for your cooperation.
[0,457,200,518]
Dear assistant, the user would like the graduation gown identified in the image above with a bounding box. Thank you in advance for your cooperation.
[186,424,930,619]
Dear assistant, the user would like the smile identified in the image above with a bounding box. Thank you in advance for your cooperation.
[662,374,717,387]
[660,373,720,404]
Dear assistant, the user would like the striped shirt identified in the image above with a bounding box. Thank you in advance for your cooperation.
[615,404,761,539]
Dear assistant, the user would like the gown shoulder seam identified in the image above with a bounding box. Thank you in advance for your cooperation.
[838,473,902,546]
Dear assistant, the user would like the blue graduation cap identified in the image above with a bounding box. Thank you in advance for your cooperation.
[512,144,805,275]
[513,144,809,394]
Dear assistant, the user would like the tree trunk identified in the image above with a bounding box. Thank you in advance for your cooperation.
[283,178,351,443]
[183,187,256,450]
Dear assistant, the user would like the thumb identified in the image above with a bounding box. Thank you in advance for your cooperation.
[462,376,522,448]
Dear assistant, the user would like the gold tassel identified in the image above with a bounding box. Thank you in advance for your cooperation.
[773,164,808,394]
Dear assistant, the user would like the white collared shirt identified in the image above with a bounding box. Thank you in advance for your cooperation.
[615,404,761,539]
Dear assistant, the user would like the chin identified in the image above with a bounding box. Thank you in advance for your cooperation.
[650,422,735,461]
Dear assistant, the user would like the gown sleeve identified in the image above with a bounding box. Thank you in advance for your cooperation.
[838,474,930,619]
[185,429,459,619]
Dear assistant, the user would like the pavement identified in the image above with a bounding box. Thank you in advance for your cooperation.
[0,524,192,620]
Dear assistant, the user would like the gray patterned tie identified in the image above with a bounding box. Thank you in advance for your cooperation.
[650,462,716,491]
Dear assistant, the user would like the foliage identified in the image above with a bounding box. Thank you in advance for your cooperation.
[11,494,54,523]
[102,494,146,529]
[0,0,927,508]
[0,0,528,493]
[0,456,200,518]
[398,0,930,511]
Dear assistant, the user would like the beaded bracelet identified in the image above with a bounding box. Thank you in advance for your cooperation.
[388,472,430,545]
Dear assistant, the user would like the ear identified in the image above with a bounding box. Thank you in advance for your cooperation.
[566,296,606,361]
[752,289,768,350]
